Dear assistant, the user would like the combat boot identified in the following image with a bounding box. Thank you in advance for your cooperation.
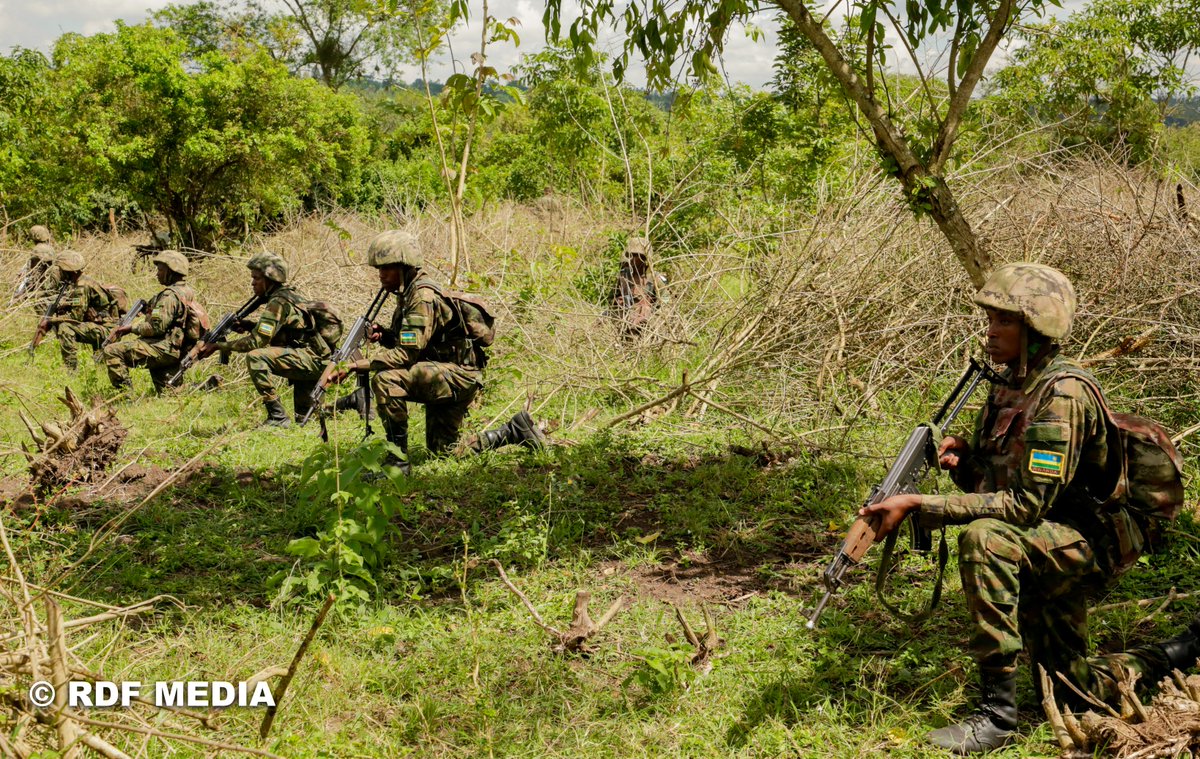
[475,411,546,452]
[928,669,1018,755]
[334,388,374,420]
[381,417,410,475]
[262,398,291,428]
[293,381,316,424]
[1155,613,1200,671]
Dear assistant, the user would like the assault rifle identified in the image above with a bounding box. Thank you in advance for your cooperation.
[29,282,72,355]
[100,299,148,349]
[806,358,1000,629]
[301,287,390,440]
[167,294,265,386]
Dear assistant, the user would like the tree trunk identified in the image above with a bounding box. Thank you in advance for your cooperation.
[774,0,991,288]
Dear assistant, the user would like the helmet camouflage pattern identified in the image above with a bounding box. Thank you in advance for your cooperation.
[247,252,288,283]
[625,236,650,257]
[152,250,189,276]
[30,225,51,243]
[367,230,422,269]
[974,263,1076,340]
[31,242,55,264]
[56,250,85,273]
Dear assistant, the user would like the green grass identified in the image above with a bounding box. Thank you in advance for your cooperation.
[2,322,1199,757]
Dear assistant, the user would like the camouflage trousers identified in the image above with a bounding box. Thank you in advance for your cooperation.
[371,362,482,453]
[244,347,324,403]
[57,322,108,369]
[960,517,1167,705]
[101,338,180,392]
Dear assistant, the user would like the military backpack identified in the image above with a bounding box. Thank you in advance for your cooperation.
[298,300,344,356]
[169,285,212,356]
[1041,370,1184,571]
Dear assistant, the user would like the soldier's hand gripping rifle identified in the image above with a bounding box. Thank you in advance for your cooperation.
[806,358,998,629]
[167,294,265,386]
[100,299,147,349]
[301,287,389,440]
[29,282,71,355]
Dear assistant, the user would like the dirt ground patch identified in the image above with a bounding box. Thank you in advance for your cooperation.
[600,551,802,607]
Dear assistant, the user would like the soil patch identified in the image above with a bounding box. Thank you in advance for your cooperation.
[601,551,798,607]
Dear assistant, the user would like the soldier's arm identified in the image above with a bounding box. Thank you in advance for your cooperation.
[363,288,440,372]
[917,378,1101,529]
[217,299,283,353]
[132,290,181,339]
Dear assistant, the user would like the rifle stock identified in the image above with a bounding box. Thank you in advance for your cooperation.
[806,358,995,629]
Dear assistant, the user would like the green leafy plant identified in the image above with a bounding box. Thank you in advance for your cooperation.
[269,438,413,605]
[624,643,698,698]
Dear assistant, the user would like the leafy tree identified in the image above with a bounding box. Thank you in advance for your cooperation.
[988,0,1200,163]
[155,0,440,90]
[43,23,369,246]
[543,0,1063,287]
[0,49,52,229]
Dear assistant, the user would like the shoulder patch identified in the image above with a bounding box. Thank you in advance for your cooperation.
[399,330,418,346]
[258,320,276,337]
[1028,449,1065,480]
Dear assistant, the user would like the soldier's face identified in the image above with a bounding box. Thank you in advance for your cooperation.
[251,270,269,297]
[985,308,1023,366]
[155,263,171,286]
[377,265,405,292]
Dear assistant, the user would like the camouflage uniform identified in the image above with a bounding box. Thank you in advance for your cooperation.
[215,285,326,405]
[370,277,484,454]
[48,252,115,369]
[916,350,1164,700]
[354,230,542,471]
[918,264,1184,754]
[24,225,59,311]
[610,236,659,336]
[101,252,194,393]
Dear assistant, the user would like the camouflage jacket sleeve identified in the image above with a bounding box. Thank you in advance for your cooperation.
[217,294,303,353]
[366,286,444,372]
[917,377,1104,529]
[54,278,111,325]
[132,288,184,340]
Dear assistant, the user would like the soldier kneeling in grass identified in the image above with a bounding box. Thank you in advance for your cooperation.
[195,253,330,427]
[321,230,545,473]
[37,251,119,370]
[862,263,1195,754]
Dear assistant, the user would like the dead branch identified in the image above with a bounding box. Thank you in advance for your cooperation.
[491,560,625,654]
[671,604,722,671]
[259,593,335,741]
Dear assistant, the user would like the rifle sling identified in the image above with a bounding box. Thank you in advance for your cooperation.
[874,524,949,625]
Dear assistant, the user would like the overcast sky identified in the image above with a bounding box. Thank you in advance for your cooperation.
[0,0,1100,91]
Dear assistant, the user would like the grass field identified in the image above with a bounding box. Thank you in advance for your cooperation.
[1,211,1199,758]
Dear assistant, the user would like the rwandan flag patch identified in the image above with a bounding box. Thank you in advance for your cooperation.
[399,330,418,346]
[1028,449,1065,479]
[258,320,276,337]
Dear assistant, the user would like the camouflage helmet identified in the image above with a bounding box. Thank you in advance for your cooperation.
[367,230,422,269]
[247,252,288,284]
[974,263,1077,340]
[56,250,85,273]
[31,242,55,264]
[625,236,650,257]
[30,225,51,243]
[152,250,189,277]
